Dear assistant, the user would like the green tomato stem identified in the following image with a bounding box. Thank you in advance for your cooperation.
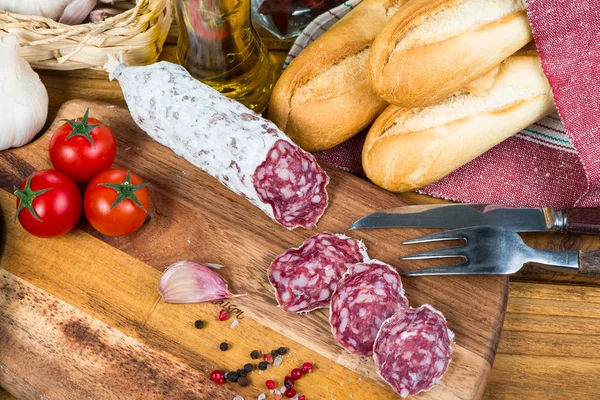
[100,170,149,212]
[13,174,52,223]
[60,108,102,149]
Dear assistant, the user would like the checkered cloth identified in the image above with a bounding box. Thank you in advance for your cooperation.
[285,0,600,208]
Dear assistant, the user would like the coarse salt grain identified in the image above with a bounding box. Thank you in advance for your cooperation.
[230,319,239,329]
[233,396,244,400]
[273,355,283,367]
[258,395,266,400]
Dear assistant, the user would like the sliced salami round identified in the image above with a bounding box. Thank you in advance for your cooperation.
[268,233,369,313]
[373,304,454,398]
[329,261,409,356]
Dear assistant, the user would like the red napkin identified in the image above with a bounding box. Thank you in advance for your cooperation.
[313,0,600,208]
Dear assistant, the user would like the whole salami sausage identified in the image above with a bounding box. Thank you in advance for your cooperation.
[329,260,409,356]
[268,233,369,313]
[104,58,329,229]
[373,305,454,398]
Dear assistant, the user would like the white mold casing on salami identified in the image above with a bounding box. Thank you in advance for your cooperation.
[107,61,329,229]
[268,233,369,313]
[373,304,455,398]
[329,260,409,356]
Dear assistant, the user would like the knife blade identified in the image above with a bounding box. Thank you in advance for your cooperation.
[350,204,563,232]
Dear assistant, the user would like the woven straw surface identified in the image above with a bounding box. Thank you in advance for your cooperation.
[0,0,173,70]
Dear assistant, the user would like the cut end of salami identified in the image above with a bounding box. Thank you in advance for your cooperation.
[268,233,369,313]
[329,260,409,356]
[254,140,329,229]
[373,304,454,398]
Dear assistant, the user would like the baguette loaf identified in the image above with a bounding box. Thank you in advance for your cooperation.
[367,0,533,108]
[362,48,555,192]
[268,0,410,152]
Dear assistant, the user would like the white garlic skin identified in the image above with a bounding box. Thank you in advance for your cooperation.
[0,34,48,151]
[0,0,72,21]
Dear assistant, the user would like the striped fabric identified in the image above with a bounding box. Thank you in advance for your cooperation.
[517,114,576,153]
[284,1,361,69]
[284,0,600,208]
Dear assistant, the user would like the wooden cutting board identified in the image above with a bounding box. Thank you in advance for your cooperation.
[0,100,508,400]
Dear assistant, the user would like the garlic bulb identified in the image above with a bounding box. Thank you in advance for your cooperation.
[0,34,48,151]
[0,0,73,21]
[59,0,97,25]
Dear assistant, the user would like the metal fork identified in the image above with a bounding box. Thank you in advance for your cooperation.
[399,226,600,277]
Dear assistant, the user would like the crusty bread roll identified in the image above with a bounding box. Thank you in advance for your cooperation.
[362,47,555,192]
[367,0,533,108]
[269,0,410,152]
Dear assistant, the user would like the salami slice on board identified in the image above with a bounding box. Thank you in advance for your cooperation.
[268,233,369,313]
[373,305,454,398]
[105,59,329,229]
[329,260,409,356]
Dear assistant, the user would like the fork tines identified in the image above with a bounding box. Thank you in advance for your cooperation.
[400,229,471,276]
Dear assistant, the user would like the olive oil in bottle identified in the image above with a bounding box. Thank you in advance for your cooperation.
[174,0,275,113]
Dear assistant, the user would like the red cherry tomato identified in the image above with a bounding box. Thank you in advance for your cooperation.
[84,169,150,237]
[49,108,116,183]
[14,170,82,238]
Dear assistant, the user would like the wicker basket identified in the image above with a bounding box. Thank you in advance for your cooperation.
[0,0,173,70]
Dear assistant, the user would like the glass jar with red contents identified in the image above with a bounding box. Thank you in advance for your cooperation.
[174,0,275,113]
[252,0,346,39]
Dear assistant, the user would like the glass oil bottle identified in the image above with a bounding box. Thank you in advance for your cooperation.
[174,0,275,113]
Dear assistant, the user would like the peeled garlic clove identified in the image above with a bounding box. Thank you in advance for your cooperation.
[158,260,245,304]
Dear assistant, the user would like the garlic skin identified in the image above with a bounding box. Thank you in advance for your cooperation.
[58,0,97,25]
[158,260,245,304]
[0,34,48,151]
[0,0,72,21]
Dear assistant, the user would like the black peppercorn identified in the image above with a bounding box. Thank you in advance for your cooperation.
[243,363,253,373]
[258,361,268,371]
[237,369,247,378]
[277,347,288,355]
[270,349,279,358]
[238,376,249,387]
[194,320,204,329]
[250,350,261,359]
[219,342,229,351]
[226,371,239,382]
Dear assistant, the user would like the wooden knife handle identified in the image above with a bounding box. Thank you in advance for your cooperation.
[564,208,600,234]
[578,251,600,276]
